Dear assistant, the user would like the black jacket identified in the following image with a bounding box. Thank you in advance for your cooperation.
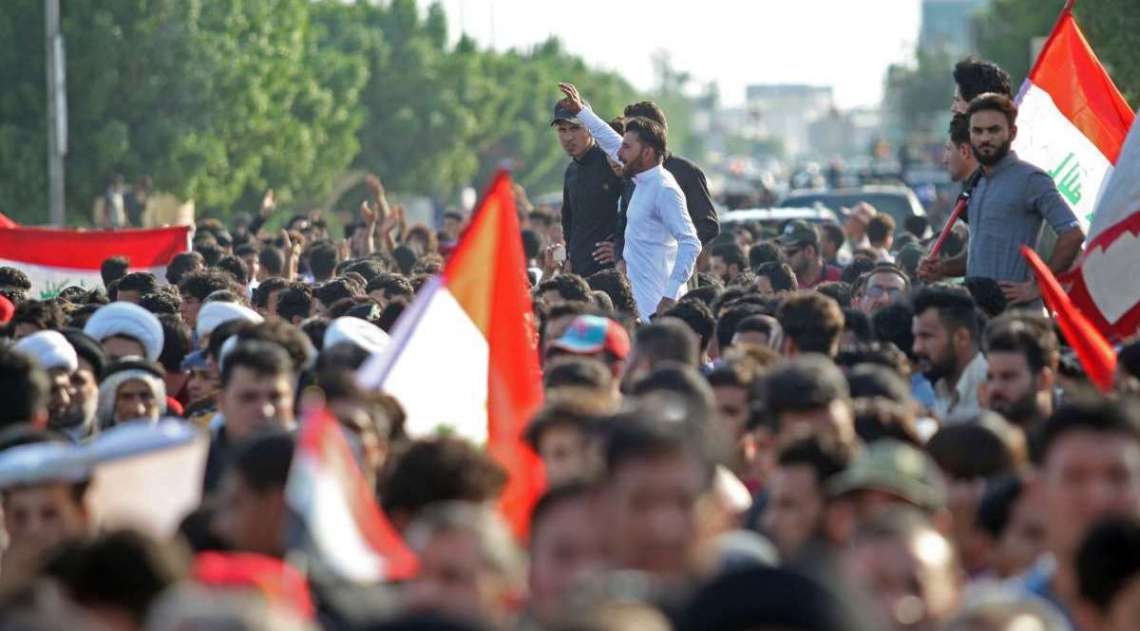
[561,144,623,277]
[617,154,719,258]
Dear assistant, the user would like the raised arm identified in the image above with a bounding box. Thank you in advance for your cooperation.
[557,83,623,161]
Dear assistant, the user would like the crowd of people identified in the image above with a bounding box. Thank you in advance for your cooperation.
[0,56,1137,631]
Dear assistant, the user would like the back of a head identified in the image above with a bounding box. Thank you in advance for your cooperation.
[1078,516,1140,615]
[230,431,295,493]
[1033,394,1140,466]
[662,301,716,354]
[755,262,798,293]
[630,361,716,425]
[101,256,130,288]
[623,101,668,130]
[866,214,895,246]
[762,355,849,418]
[307,241,340,281]
[927,418,1016,480]
[220,340,293,390]
[778,291,845,356]
[603,405,718,484]
[845,363,911,404]
[543,355,613,393]
[381,437,508,523]
[0,347,49,430]
[715,303,768,350]
[634,318,699,368]
[953,56,1012,102]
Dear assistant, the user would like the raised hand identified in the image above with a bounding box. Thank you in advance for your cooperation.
[260,189,276,218]
[557,83,584,114]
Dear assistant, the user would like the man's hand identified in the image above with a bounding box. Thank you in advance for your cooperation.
[999,279,1040,304]
[593,238,617,265]
[655,297,677,316]
[360,200,376,225]
[917,256,943,282]
[557,83,584,114]
[259,189,276,219]
[365,173,384,196]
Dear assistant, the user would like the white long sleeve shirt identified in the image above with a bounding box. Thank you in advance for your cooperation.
[576,105,701,320]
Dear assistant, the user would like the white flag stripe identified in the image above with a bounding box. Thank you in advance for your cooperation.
[0,258,166,299]
[1013,82,1114,232]
[1088,108,1140,240]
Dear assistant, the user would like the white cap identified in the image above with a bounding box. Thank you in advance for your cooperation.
[195,301,263,340]
[14,330,78,373]
[324,317,390,355]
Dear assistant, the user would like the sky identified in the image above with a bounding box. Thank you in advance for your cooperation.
[418,0,924,109]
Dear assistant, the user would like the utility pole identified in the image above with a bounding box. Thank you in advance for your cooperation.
[45,0,67,226]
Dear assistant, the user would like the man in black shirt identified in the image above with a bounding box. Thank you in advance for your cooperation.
[555,102,623,278]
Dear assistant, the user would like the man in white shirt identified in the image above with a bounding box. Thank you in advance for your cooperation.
[557,83,700,321]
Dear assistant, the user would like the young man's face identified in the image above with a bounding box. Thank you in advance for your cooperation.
[536,424,591,487]
[58,363,99,434]
[942,139,975,183]
[102,335,147,362]
[708,256,729,283]
[991,491,1045,579]
[753,275,775,296]
[618,133,653,178]
[912,309,958,382]
[46,368,74,427]
[1104,574,1140,631]
[556,121,591,160]
[187,366,220,408]
[218,367,295,442]
[602,451,706,579]
[762,463,825,559]
[1039,431,1140,560]
[3,483,88,550]
[777,401,854,447]
[114,379,161,423]
[241,254,260,282]
[984,351,1043,425]
[859,272,907,314]
[180,294,203,329]
[213,471,286,557]
[970,110,1015,166]
[528,495,605,624]
[712,384,750,439]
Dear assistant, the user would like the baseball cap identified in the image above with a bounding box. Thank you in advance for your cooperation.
[827,439,947,512]
[776,220,820,248]
[550,102,582,127]
[551,315,630,360]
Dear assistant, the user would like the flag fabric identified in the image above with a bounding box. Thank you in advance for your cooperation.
[0,212,17,229]
[357,170,545,537]
[1022,246,1117,392]
[0,225,190,299]
[1011,3,1134,232]
[285,406,417,583]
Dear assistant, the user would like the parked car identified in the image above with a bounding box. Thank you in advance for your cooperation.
[719,206,840,237]
[778,185,926,234]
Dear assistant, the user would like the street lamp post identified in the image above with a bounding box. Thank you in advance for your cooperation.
[45,0,67,226]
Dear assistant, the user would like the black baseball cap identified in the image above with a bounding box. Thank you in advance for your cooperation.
[551,102,582,127]
[776,220,820,248]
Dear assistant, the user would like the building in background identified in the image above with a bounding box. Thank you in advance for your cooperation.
[745,84,834,158]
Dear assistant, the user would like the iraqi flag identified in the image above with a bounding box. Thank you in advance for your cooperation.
[0,225,190,299]
[1011,2,1133,232]
[358,170,545,537]
[285,406,417,583]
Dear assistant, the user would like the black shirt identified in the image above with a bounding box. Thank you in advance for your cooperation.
[617,154,720,258]
[561,144,623,277]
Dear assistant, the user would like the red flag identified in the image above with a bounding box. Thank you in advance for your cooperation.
[0,212,17,228]
[357,170,545,538]
[285,406,418,582]
[1022,246,1116,392]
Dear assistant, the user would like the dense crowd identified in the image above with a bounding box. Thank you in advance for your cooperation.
[0,57,1138,631]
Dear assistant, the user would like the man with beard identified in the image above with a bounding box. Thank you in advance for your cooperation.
[777,221,842,289]
[981,314,1058,431]
[557,83,700,321]
[942,113,978,184]
[554,101,622,278]
[911,286,987,423]
[919,94,1084,307]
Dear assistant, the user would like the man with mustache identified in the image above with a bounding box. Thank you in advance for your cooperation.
[919,94,1084,307]
[911,286,987,423]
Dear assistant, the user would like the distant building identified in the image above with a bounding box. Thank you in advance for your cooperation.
[745,84,834,158]
[919,0,988,57]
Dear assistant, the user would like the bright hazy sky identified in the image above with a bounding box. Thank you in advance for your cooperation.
[418,0,923,108]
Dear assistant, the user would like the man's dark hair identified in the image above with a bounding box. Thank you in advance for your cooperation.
[852,397,921,446]
[758,356,849,427]
[754,262,797,293]
[927,421,1015,480]
[975,475,1024,539]
[41,530,184,627]
[230,431,295,493]
[837,343,910,384]
[391,245,417,275]
[216,256,249,286]
[365,273,414,302]
[258,246,285,277]
[964,277,1008,318]
[777,435,851,485]
[377,300,406,333]
[178,269,237,302]
[623,101,668,129]
[220,340,292,389]
[748,241,784,270]
[841,258,876,285]
[1033,395,1140,466]
[630,362,717,425]
[313,278,359,308]
[953,56,1012,102]
[137,292,181,315]
[380,437,508,519]
[949,113,971,147]
[912,285,981,345]
[307,241,340,282]
[344,259,388,284]
[543,355,613,392]
[11,299,66,332]
[521,229,542,261]
[524,396,608,453]
[872,302,918,361]
[530,481,596,543]
[716,304,768,350]
[633,318,699,368]
[100,256,130,288]
[967,92,1018,128]
[235,242,259,258]
[683,284,723,311]
[0,266,32,292]
[664,300,716,353]
[710,243,747,275]
[866,214,895,246]
[0,348,49,430]
[1078,516,1140,613]
[206,319,252,365]
[842,308,874,344]
[983,314,1058,375]
[779,292,845,356]
[538,274,592,303]
[816,281,852,309]
[234,320,314,376]
[623,116,667,158]
[194,242,223,267]
[735,314,782,348]
[819,223,845,252]
[112,272,159,300]
[603,406,718,483]
[251,277,289,310]
[586,269,637,315]
[157,314,192,374]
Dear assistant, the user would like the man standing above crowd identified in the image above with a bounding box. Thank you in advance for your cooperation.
[554,102,622,278]
[920,94,1085,306]
[943,114,979,185]
[557,83,700,321]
